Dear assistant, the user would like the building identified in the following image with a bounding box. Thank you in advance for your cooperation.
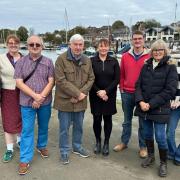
[145,26,180,42]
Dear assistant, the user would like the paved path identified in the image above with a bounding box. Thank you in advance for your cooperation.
[0,102,179,180]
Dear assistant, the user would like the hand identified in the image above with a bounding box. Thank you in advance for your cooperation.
[139,101,150,112]
[78,93,86,101]
[70,97,78,103]
[102,95,108,101]
[32,101,40,109]
[97,90,106,98]
[33,93,45,104]
[171,100,180,109]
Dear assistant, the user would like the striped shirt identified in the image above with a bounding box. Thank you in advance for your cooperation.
[14,54,54,106]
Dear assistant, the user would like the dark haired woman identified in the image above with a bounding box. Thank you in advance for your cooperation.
[89,39,120,156]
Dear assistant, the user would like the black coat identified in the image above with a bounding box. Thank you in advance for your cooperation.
[134,56,178,123]
[89,54,120,115]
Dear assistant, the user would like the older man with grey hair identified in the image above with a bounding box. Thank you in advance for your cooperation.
[54,34,95,164]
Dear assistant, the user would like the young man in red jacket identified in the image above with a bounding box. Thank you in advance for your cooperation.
[113,31,150,158]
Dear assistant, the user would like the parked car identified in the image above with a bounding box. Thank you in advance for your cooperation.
[83,47,96,58]
[108,50,116,58]
[116,44,131,63]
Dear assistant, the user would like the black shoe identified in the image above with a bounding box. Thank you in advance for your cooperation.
[159,162,167,177]
[141,155,155,168]
[102,143,109,156]
[174,160,180,166]
[94,141,101,154]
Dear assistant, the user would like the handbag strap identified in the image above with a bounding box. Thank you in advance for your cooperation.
[23,56,43,83]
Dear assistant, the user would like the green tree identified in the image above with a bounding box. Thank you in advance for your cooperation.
[44,32,55,43]
[132,21,146,31]
[58,30,66,43]
[17,26,28,42]
[144,19,161,29]
[132,19,161,32]
[0,29,16,43]
[112,20,125,30]
[68,26,87,40]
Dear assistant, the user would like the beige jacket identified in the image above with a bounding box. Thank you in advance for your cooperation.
[0,54,16,90]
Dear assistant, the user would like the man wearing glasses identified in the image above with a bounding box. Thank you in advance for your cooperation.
[14,35,55,175]
[113,31,150,158]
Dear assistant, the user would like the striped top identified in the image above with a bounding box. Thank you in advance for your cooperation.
[14,54,55,106]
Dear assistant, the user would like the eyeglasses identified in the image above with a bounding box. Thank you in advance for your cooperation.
[28,43,41,48]
[153,49,165,52]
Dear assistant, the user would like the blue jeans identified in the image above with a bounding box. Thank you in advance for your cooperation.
[20,103,51,163]
[167,108,180,162]
[121,92,145,148]
[143,119,168,150]
[58,111,85,156]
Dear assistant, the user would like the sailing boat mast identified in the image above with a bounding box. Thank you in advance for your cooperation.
[64,8,69,44]
[174,0,178,23]
[3,29,5,45]
[108,18,110,41]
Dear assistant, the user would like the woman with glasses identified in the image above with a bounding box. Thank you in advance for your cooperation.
[89,39,120,156]
[0,34,22,162]
[134,39,178,177]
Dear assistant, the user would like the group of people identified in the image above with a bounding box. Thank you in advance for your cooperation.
[0,31,179,177]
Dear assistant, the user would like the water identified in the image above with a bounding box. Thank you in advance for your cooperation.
[0,48,58,64]
[0,48,121,100]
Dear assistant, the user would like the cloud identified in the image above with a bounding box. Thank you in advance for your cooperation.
[0,0,179,33]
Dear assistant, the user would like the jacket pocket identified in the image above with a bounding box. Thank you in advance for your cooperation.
[81,66,89,83]
[64,68,75,82]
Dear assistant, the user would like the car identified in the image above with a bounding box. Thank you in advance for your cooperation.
[83,47,96,58]
[118,44,131,54]
[116,44,131,63]
[108,50,116,58]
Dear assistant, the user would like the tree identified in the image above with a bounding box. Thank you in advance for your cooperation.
[44,32,55,43]
[17,26,28,42]
[132,19,161,32]
[58,30,66,43]
[144,19,161,29]
[112,20,125,30]
[0,29,15,43]
[68,26,87,38]
[132,21,146,31]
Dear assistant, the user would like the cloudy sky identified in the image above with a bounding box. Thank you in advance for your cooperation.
[0,0,179,33]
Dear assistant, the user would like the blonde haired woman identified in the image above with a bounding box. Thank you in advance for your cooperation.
[135,39,178,177]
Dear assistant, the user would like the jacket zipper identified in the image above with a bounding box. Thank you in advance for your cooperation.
[144,113,147,120]
[102,61,104,71]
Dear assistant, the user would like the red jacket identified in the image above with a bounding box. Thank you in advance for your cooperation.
[120,48,150,93]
